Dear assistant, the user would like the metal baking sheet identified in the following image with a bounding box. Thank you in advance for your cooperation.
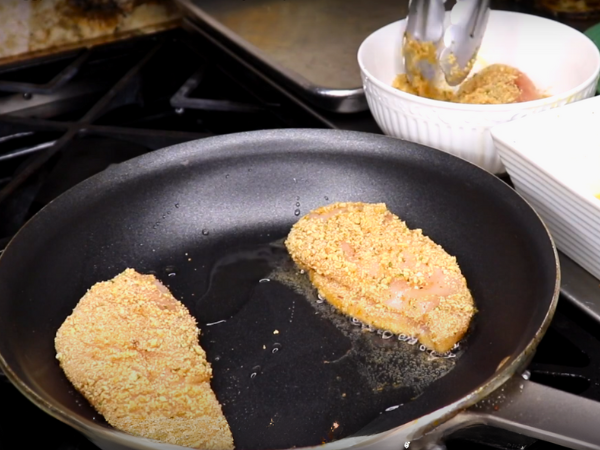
[174,0,409,113]
[0,0,179,66]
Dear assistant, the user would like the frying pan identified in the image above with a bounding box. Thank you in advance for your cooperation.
[0,129,599,450]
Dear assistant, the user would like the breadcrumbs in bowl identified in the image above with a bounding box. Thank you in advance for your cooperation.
[358,10,600,174]
[394,64,545,104]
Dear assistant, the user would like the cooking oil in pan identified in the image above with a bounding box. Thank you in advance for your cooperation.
[268,241,461,393]
[195,240,465,448]
[197,239,462,392]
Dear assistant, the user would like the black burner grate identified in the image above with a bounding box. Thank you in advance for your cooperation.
[0,29,328,245]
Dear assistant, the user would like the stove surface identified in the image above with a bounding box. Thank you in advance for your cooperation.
[0,2,598,449]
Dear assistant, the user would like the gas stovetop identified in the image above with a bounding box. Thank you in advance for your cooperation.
[0,5,599,450]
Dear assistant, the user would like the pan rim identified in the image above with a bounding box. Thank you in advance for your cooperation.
[0,128,561,449]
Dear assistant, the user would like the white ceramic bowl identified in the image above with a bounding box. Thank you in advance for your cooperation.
[357,10,600,174]
[491,95,600,280]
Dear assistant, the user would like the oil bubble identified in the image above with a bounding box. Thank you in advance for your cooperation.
[250,365,262,378]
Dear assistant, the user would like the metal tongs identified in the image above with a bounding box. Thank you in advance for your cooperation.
[404,0,491,87]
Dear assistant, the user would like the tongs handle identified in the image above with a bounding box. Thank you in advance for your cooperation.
[405,0,446,43]
[403,0,446,83]
[439,0,491,85]
[403,0,490,87]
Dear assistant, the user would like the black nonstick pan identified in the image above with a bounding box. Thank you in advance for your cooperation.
[0,129,598,450]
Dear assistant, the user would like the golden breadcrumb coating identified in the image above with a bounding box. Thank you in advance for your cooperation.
[285,202,476,353]
[455,64,542,104]
[393,62,543,104]
[54,268,234,450]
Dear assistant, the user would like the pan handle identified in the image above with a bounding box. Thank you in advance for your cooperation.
[415,375,600,450]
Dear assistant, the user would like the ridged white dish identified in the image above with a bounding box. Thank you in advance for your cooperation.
[357,10,600,174]
[491,95,600,280]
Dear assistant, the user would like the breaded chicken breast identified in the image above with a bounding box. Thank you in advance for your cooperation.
[285,202,476,353]
[54,269,234,450]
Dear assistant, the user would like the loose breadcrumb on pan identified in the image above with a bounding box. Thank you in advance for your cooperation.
[54,268,234,450]
[284,202,476,354]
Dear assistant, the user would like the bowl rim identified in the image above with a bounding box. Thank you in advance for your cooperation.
[357,10,600,112]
